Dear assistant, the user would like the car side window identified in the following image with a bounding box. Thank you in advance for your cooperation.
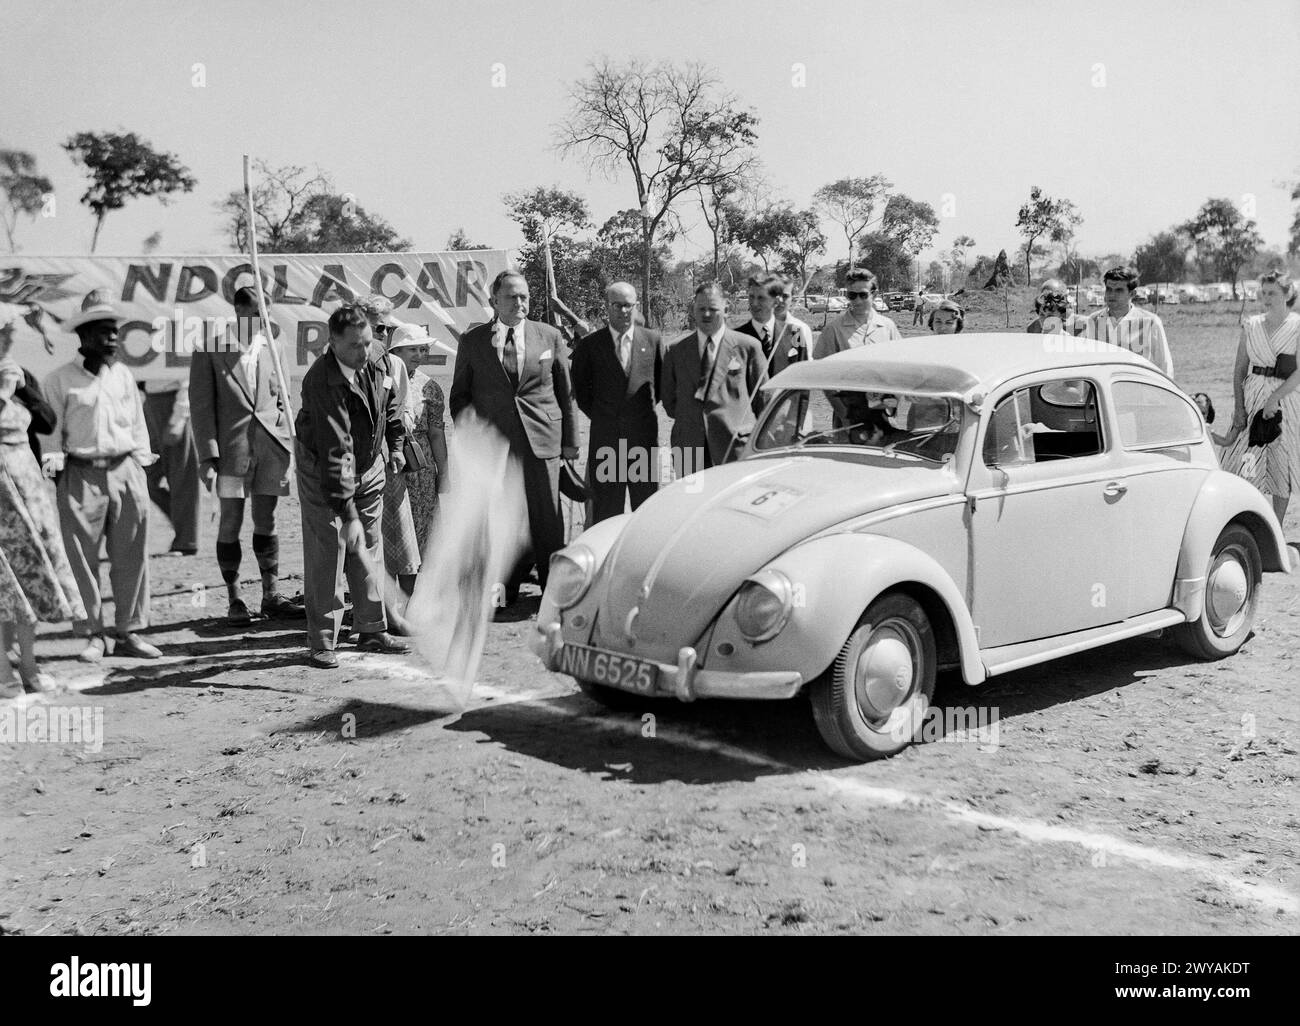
[1111,380,1202,449]
[983,379,1104,467]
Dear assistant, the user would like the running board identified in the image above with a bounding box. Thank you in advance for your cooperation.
[981,609,1188,678]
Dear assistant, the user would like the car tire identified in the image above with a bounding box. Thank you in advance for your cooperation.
[811,593,937,761]
[1173,524,1261,660]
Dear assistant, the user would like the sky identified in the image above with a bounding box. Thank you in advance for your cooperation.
[3,0,1297,267]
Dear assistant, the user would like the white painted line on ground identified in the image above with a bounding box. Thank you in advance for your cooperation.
[422,683,1299,918]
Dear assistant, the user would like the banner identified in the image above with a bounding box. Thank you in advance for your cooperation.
[0,250,514,396]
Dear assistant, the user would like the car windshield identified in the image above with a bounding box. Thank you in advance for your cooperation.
[754,388,962,463]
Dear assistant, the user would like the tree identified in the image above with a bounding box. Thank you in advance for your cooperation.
[1132,231,1189,287]
[556,58,758,324]
[880,194,939,270]
[278,193,411,253]
[1290,177,1300,258]
[504,187,593,320]
[1014,186,1081,284]
[62,131,196,252]
[813,175,892,268]
[729,202,800,273]
[0,149,53,252]
[1180,199,1263,296]
[698,178,742,279]
[776,210,827,296]
[215,160,331,252]
[856,232,912,290]
[446,228,489,250]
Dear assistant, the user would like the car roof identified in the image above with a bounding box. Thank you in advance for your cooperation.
[765,333,1158,396]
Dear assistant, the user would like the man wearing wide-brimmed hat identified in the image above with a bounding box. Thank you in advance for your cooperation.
[41,291,160,661]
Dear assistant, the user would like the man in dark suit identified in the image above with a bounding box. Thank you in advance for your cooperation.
[295,304,410,668]
[735,274,810,379]
[661,282,768,475]
[189,284,303,622]
[571,282,661,523]
[449,270,577,606]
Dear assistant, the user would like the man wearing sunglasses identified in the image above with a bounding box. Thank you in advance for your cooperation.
[812,269,901,360]
[813,269,902,428]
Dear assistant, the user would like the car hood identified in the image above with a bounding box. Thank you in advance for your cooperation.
[588,454,957,661]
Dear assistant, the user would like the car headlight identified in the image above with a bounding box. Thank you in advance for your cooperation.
[548,546,595,610]
[734,570,794,643]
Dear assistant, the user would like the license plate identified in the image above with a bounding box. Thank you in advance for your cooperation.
[557,644,658,694]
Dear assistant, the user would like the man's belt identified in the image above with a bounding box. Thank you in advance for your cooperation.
[67,453,131,470]
[1251,365,1284,378]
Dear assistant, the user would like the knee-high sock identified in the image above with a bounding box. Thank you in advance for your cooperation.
[252,533,279,582]
[216,539,242,586]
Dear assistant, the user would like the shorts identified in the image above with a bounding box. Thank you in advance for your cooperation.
[217,424,291,499]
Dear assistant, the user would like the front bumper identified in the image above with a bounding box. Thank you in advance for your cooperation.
[531,621,802,702]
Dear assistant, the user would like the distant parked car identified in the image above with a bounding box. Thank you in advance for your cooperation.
[1085,286,1105,307]
[1134,286,1152,304]
[873,297,890,313]
[1177,284,1206,303]
[1241,280,1260,301]
[1205,283,1233,301]
[882,292,915,311]
[1155,286,1181,304]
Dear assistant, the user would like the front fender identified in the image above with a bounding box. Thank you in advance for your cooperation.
[535,513,632,649]
[705,533,986,686]
[1173,471,1290,620]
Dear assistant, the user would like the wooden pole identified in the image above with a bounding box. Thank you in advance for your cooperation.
[243,155,296,444]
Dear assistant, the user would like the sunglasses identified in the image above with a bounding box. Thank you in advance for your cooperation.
[847,291,873,299]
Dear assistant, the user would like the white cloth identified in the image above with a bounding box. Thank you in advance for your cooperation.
[238,332,266,394]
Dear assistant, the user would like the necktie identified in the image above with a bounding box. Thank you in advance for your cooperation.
[619,333,631,373]
[503,326,519,390]
[760,326,772,357]
[696,336,716,401]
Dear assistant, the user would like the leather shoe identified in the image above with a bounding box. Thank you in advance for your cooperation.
[354,631,409,654]
[308,649,339,669]
[261,592,306,619]
[78,635,107,663]
[113,633,162,659]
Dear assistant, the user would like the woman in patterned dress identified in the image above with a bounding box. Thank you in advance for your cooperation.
[1222,270,1300,525]
[0,304,87,695]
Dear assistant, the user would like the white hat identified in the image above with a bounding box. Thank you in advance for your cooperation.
[66,289,122,332]
[386,322,434,351]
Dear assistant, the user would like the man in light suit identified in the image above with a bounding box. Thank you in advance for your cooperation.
[449,270,578,607]
[189,284,304,623]
[571,281,661,523]
[661,282,768,475]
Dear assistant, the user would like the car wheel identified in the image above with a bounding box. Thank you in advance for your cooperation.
[1173,524,1261,660]
[811,593,937,761]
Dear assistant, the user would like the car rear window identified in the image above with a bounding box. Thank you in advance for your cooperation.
[1111,380,1203,449]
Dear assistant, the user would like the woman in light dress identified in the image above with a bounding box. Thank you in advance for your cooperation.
[385,324,449,562]
[0,303,86,695]
[1220,269,1300,525]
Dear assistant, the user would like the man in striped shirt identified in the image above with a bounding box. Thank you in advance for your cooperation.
[1081,265,1174,377]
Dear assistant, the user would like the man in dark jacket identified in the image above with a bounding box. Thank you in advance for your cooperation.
[449,270,577,605]
[295,304,409,668]
[571,282,661,523]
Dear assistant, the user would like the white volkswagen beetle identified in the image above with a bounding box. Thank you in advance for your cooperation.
[531,335,1290,761]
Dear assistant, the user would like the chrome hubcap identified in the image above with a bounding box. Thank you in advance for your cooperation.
[1206,547,1250,637]
[855,619,919,725]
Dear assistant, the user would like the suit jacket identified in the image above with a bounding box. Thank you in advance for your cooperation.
[448,318,577,460]
[735,317,809,379]
[189,332,292,473]
[294,348,404,521]
[571,325,661,457]
[15,369,56,462]
[661,328,768,466]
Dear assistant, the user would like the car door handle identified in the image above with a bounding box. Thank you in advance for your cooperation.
[1103,481,1128,498]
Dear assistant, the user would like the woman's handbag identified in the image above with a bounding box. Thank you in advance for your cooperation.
[402,436,431,472]
[1248,409,1283,448]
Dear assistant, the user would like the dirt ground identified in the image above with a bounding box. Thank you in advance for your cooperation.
[3,308,1298,936]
